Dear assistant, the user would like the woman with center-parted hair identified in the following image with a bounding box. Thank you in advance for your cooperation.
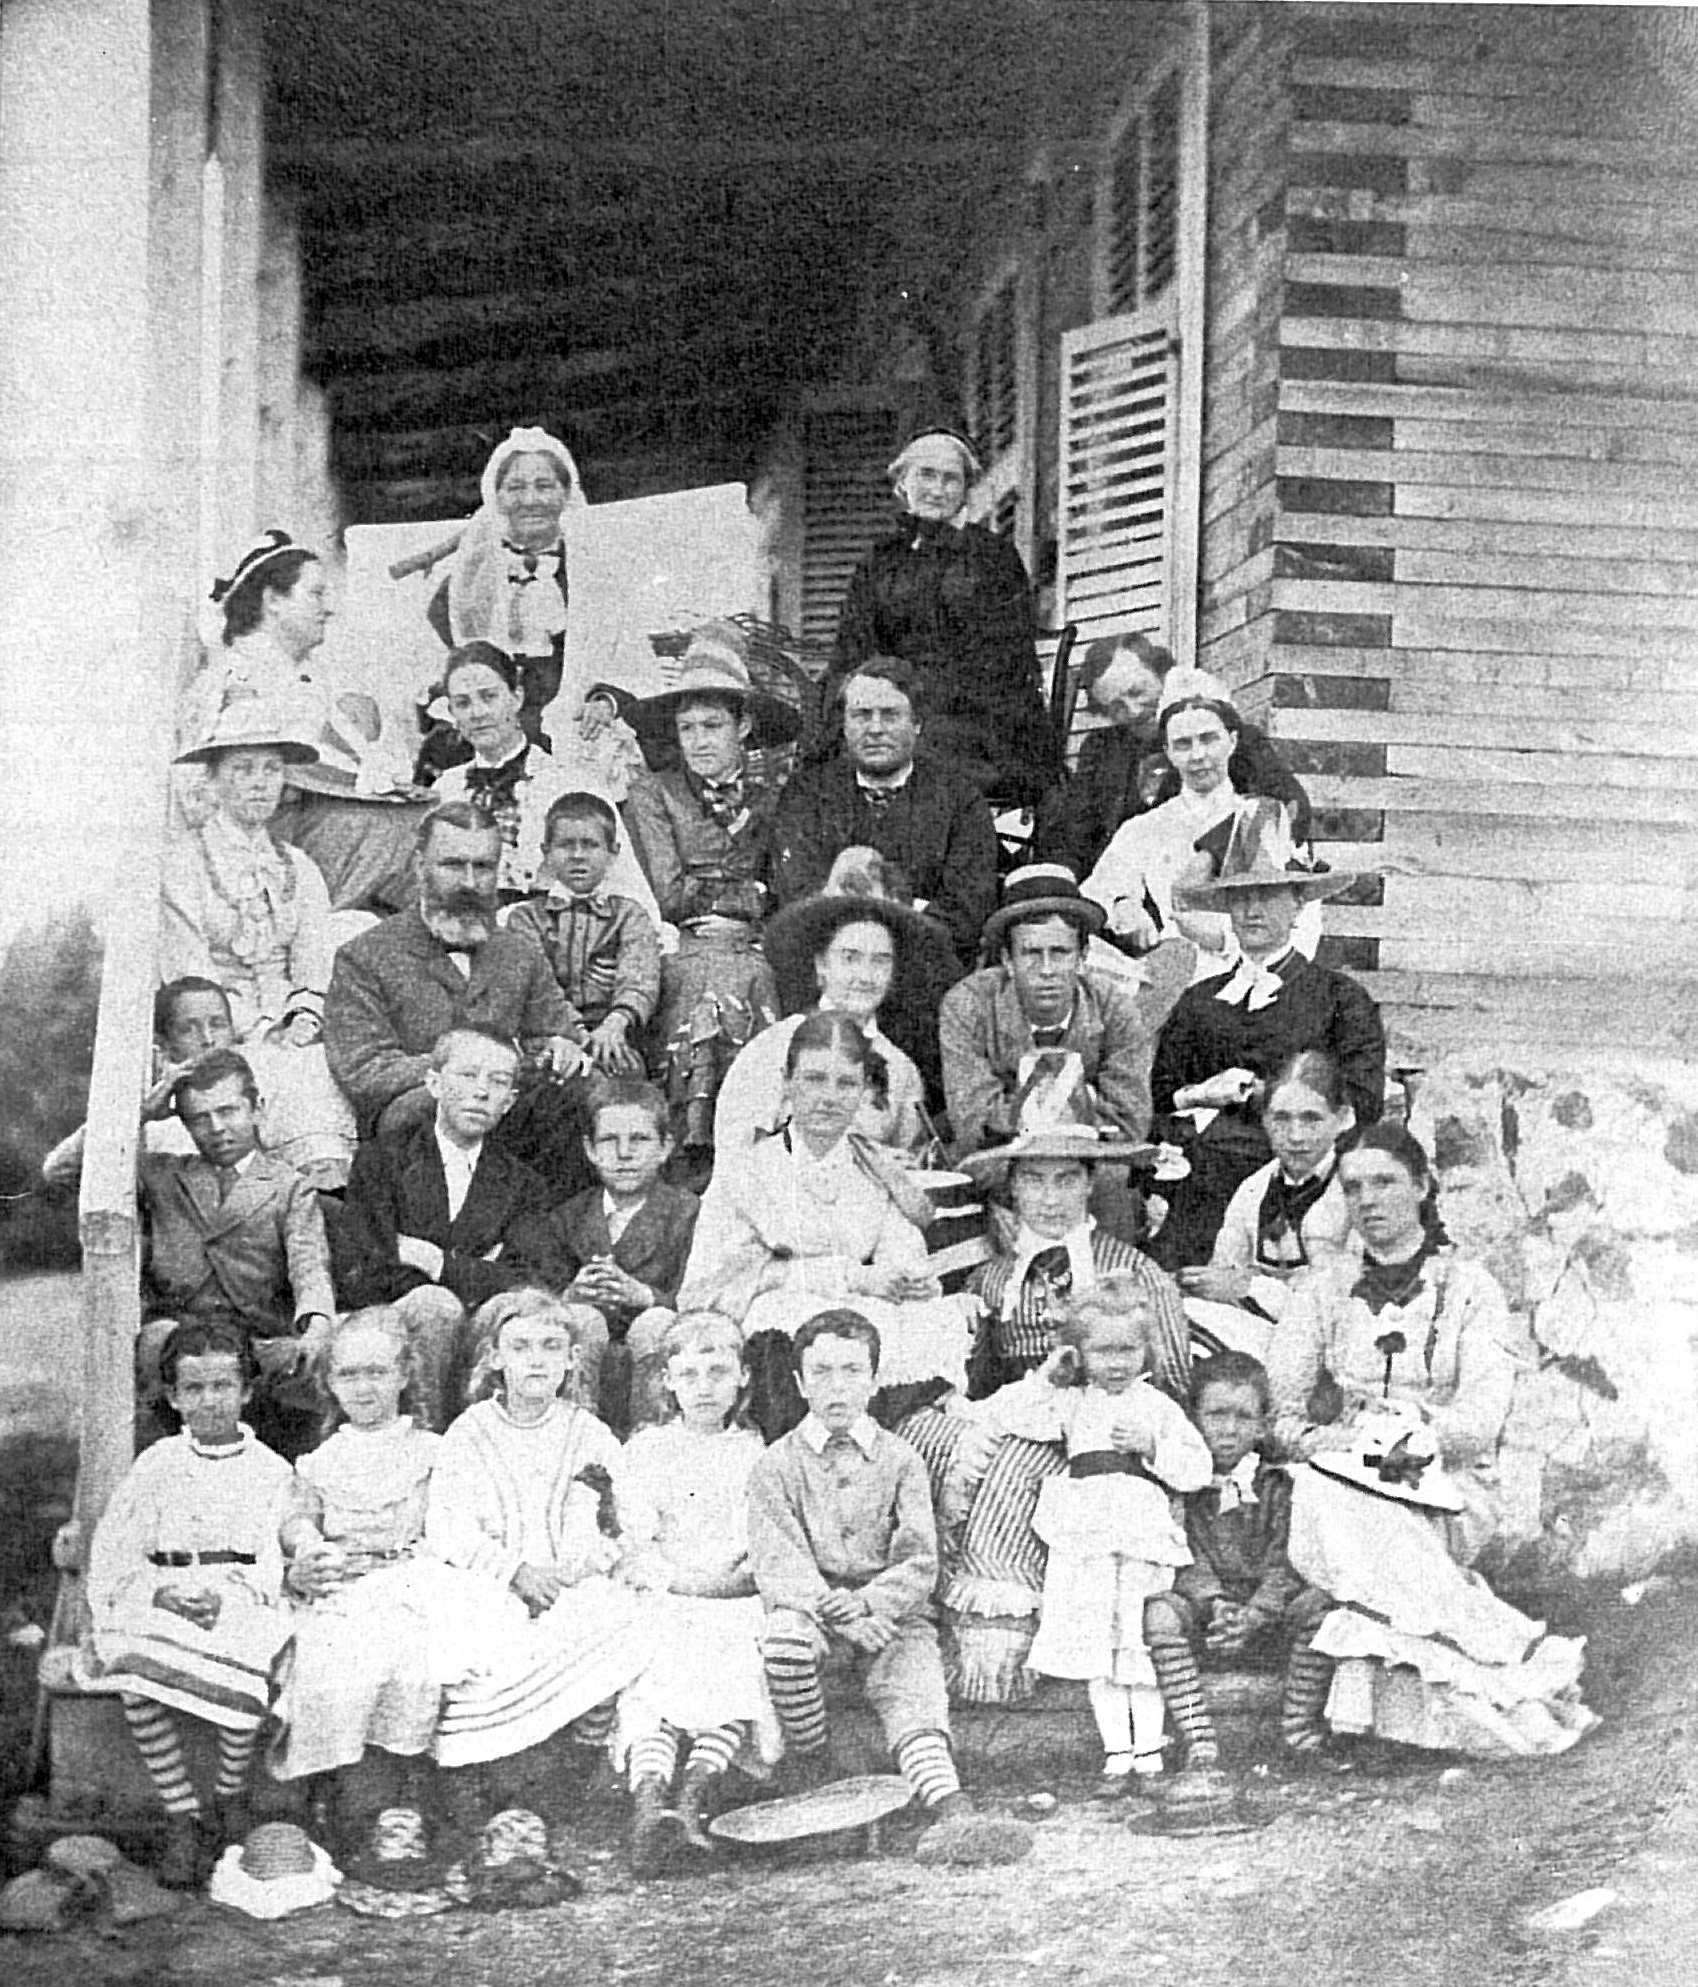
[1266,1123,1597,1760]
[1039,633,1312,883]
[428,641,660,920]
[677,1012,975,1432]
[1081,665,1323,980]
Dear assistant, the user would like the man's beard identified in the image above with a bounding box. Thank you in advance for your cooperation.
[421,893,496,950]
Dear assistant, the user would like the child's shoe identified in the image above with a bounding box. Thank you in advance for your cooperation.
[676,1768,721,1853]
[628,1774,679,1878]
[156,1812,205,1890]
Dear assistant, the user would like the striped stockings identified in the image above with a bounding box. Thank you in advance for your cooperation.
[1281,1643,1335,1749]
[1145,1639,1220,1765]
[892,1730,959,1809]
[762,1625,828,1754]
[121,1694,258,1815]
[626,1722,744,1790]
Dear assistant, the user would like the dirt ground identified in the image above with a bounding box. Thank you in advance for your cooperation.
[4,1273,1696,1987]
[5,1567,1698,1987]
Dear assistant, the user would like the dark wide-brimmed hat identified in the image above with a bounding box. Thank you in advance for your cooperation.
[982,864,1108,954]
[764,890,940,1017]
[962,1121,1157,1183]
[633,619,801,755]
[174,699,319,767]
[1172,798,1357,910]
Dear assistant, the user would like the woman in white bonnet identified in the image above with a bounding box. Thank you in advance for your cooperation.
[423,427,640,790]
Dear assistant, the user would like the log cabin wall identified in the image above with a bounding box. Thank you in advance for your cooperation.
[1198,1,1698,1068]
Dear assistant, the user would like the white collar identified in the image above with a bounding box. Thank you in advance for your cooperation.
[855,761,914,793]
[1003,1219,1098,1319]
[435,1126,483,1175]
[1213,1452,1263,1512]
[1213,945,1297,1010]
[799,1411,879,1456]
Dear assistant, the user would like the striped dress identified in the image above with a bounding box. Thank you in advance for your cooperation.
[82,1427,294,1732]
[899,1225,1193,1705]
[424,1397,647,1767]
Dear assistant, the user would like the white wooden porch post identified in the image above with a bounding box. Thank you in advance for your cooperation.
[0,0,207,1556]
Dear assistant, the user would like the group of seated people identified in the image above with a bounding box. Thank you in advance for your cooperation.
[54,418,1598,1903]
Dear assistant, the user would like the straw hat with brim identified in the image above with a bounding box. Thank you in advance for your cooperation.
[1309,1434,1465,1514]
[633,620,801,755]
[206,1823,340,1919]
[962,1123,1158,1183]
[981,864,1107,954]
[1172,796,1357,909]
[764,891,939,1016]
[175,702,319,767]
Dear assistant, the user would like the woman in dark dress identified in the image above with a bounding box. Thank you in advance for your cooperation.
[825,423,1061,809]
[1149,802,1384,1270]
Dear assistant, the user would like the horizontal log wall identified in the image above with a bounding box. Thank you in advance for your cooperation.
[1199,2,1698,1066]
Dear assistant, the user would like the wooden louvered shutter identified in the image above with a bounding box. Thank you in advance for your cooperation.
[963,266,1032,558]
[799,406,896,653]
[1056,308,1179,646]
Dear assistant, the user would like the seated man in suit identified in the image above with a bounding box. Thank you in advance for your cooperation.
[331,1025,558,1428]
[324,802,594,1197]
[771,656,999,971]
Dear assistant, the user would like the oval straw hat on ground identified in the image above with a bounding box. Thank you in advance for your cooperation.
[207,1822,339,1918]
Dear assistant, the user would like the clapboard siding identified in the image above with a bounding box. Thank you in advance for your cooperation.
[1197,4,1292,671]
[1196,2,1698,1063]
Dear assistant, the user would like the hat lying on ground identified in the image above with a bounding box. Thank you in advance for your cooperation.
[208,1822,339,1918]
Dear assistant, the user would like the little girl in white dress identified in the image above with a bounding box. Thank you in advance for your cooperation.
[613,1312,780,1873]
[961,1276,1212,1782]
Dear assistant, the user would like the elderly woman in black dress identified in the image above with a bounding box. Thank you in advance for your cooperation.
[824,423,1060,809]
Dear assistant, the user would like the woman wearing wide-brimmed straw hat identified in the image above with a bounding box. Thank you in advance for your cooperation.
[179,530,431,918]
[1082,666,1323,983]
[1265,1123,1596,1761]
[821,419,1061,808]
[621,621,799,1153]
[160,702,358,1186]
[1147,799,1384,1270]
[713,887,937,1158]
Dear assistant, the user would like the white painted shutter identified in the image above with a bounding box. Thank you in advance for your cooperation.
[799,407,897,653]
[1055,304,1179,647]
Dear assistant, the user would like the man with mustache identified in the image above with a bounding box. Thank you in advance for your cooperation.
[325,804,588,1187]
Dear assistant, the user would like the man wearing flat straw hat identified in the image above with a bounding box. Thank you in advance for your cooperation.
[939,864,1162,1170]
[1149,799,1385,1270]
